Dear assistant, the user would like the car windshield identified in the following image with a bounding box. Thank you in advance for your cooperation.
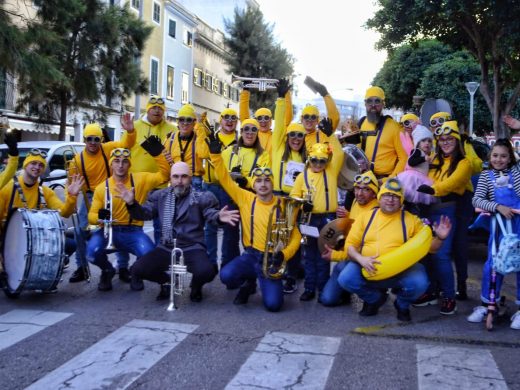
[0,147,51,172]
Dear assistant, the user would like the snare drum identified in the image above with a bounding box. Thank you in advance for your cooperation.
[338,145,370,190]
[3,208,66,297]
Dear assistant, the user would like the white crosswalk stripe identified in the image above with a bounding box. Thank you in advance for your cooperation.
[416,344,508,390]
[26,319,198,390]
[0,309,72,352]
[225,331,341,389]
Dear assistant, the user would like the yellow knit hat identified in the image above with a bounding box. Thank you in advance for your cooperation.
[309,143,331,160]
[377,178,404,202]
[23,154,47,169]
[301,105,320,118]
[365,86,385,100]
[109,148,132,167]
[178,104,196,119]
[354,170,379,195]
[429,111,451,122]
[241,118,260,129]
[220,108,238,119]
[83,123,103,138]
[145,95,166,113]
[254,107,272,118]
[286,122,305,134]
[400,113,419,124]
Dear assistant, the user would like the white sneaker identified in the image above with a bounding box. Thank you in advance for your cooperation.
[511,310,520,330]
[467,306,487,323]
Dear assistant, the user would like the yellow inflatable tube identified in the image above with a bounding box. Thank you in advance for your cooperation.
[362,224,432,281]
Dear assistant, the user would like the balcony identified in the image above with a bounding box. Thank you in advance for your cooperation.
[0,78,15,111]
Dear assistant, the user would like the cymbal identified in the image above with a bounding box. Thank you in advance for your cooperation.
[318,217,353,254]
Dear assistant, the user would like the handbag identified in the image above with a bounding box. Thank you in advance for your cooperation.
[492,214,520,275]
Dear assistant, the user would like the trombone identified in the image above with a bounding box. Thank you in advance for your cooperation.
[104,185,116,251]
[167,239,187,311]
[231,74,279,92]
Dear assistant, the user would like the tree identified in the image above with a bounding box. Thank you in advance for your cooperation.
[224,6,294,110]
[367,0,520,138]
[16,0,152,140]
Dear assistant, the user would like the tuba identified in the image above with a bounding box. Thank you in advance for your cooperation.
[167,238,187,311]
[262,196,303,279]
[231,74,279,92]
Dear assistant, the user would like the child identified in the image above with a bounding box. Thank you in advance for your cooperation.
[469,138,520,329]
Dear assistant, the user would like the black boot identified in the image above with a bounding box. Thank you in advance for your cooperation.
[98,268,115,291]
[456,281,468,301]
[156,284,170,301]
[69,266,88,283]
[233,280,256,305]
[118,268,131,283]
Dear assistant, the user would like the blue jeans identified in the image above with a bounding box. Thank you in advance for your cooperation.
[219,248,284,312]
[86,226,155,271]
[203,183,240,267]
[320,261,348,306]
[338,262,428,310]
[427,203,457,299]
[301,214,334,292]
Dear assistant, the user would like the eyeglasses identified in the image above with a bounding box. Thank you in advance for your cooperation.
[111,148,131,158]
[148,96,165,105]
[256,115,271,121]
[302,114,318,121]
[402,120,413,127]
[354,174,377,186]
[309,157,328,165]
[384,178,402,191]
[85,136,102,143]
[178,117,195,124]
[288,131,305,139]
[222,114,238,121]
[242,126,258,133]
[252,167,273,177]
[365,98,382,105]
[429,117,450,128]
[29,148,48,158]
[434,125,459,137]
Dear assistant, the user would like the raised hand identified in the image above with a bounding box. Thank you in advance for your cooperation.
[140,135,164,157]
[67,174,85,197]
[276,78,291,98]
[318,117,333,136]
[115,182,135,205]
[4,132,18,156]
[433,215,452,240]
[503,115,520,130]
[121,112,135,132]
[417,184,435,195]
[207,130,222,154]
[218,205,240,226]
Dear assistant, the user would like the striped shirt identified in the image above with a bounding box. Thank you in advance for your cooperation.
[472,168,520,212]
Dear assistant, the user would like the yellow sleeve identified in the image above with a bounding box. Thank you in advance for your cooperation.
[257,150,271,169]
[289,173,305,199]
[273,98,287,153]
[284,91,293,127]
[431,159,472,197]
[328,133,344,176]
[0,155,19,190]
[43,186,77,218]
[464,141,483,174]
[112,130,137,149]
[0,182,13,224]
[390,128,408,177]
[239,90,251,122]
[324,94,340,130]
[88,185,105,225]
[153,154,171,183]
[281,225,301,260]
[210,153,247,205]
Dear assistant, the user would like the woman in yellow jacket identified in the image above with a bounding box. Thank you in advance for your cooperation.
[415,121,472,315]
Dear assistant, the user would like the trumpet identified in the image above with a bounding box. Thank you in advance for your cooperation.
[263,196,304,279]
[299,185,316,245]
[167,239,188,311]
[104,186,116,251]
[231,74,278,92]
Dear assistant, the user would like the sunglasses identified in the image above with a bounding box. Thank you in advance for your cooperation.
[148,96,165,105]
[429,117,449,128]
[309,157,328,165]
[85,136,102,143]
[354,174,376,186]
[288,131,305,139]
[242,126,258,133]
[434,125,459,137]
[302,114,318,121]
[252,167,273,177]
[29,148,48,158]
[384,178,402,192]
[365,98,382,105]
[256,115,271,121]
[222,114,238,121]
[111,148,131,158]
[178,117,195,124]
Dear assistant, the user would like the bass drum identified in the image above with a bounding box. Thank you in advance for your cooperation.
[3,208,66,297]
[338,145,370,190]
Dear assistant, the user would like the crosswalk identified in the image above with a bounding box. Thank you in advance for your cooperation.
[0,310,512,390]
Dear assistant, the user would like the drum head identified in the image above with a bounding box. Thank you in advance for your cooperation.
[3,210,28,293]
[338,145,370,190]
[318,218,354,254]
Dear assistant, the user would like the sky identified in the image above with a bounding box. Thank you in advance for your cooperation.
[255,0,387,102]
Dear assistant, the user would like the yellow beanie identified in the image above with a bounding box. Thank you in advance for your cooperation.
[109,148,132,167]
[241,118,260,129]
[301,105,320,118]
[23,154,47,169]
[220,108,238,119]
[377,178,404,202]
[365,86,385,100]
[430,111,451,122]
[146,95,166,113]
[254,107,272,118]
[400,113,419,124]
[83,123,103,138]
[354,170,379,195]
[286,122,305,134]
[309,143,331,159]
[437,120,461,141]
[178,104,196,119]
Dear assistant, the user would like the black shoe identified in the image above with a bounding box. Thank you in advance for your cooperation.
[233,281,255,305]
[98,268,115,291]
[339,290,352,305]
[440,298,457,315]
[359,292,388,316]
[130,276,144,291]
[190,286,203,302]
[456,282,468,301]
[156,284,170,301]
[118,268,131,283]
[299,290,316,301]
[394,301,412,322]
[0,271,7,289]
[412,292,439,307]
[63,256,70,269]
[69,266,88,283]
[283,278,297,294]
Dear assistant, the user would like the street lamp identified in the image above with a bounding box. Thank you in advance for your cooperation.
[465,81,480,137]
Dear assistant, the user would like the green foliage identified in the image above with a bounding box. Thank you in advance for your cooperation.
[224,6,294,110]
[16,0,152,140]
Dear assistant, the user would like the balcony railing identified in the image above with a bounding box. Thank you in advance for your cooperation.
[0,78,16,111]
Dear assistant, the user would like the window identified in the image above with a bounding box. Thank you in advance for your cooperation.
[213,79,223,95]
[166,66,174,100]
[230,87,239,102]
[193,68,203,87]
[223,84,230,98]
[183,29,193,47]
[181,72,189,104]
[131,0,140,10]
[168,19,176,38]
[150,58,159,95]
[205,73,213,91]
[152,2,160,24]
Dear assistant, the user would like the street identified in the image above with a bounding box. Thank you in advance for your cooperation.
[0,226,519,390]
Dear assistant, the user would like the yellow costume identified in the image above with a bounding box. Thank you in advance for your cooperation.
[0,155,19,190]
[302,96,340,152]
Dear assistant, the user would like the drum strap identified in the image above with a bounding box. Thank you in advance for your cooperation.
[359,116,388,169]
[360,208,407,252]
[10,180,46,209]
[106,175,135,226]
[304,170,329,211]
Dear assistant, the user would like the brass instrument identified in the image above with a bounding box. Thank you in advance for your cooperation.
[299,185,316,245]
[104,186,116,251]
[231,74,279,92]
[167,238,187,311]
[262,196,304,279]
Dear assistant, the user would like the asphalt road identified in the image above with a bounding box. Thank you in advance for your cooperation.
[1,227,519,390]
